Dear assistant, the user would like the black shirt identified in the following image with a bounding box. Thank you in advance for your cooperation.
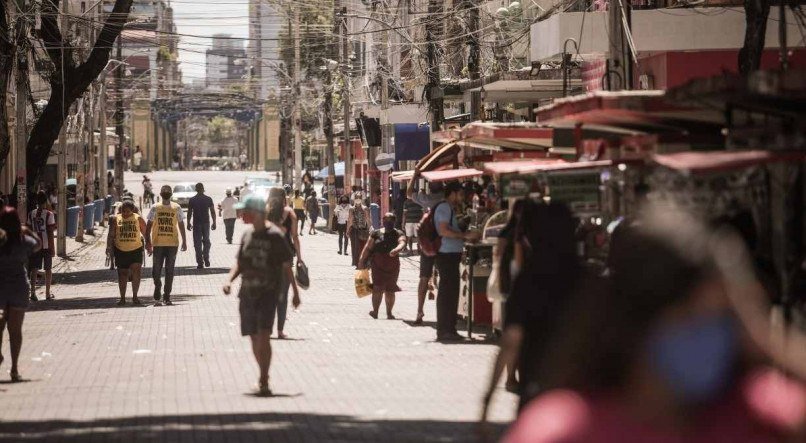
[403,199,424,224]
[237,224,293,298]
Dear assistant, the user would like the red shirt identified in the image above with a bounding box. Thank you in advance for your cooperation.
[503,368,805,443]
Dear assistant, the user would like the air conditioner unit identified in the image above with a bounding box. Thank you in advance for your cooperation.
[639,74,654,90]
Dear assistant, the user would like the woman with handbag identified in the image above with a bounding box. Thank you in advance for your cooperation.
[346,193,371,267]
[267,187,303,339]
[358,213,406,319]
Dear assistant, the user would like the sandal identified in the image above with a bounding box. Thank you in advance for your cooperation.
[258,380,272,396]
[368,310,378,319]
[10,370,22,382]
[414,314,424,325]
[116,299,126,306]
[132,297,142,306]
[277,332,288,339]
[387,313,396,320]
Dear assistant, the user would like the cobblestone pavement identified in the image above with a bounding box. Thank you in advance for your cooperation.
[0,171,517,442]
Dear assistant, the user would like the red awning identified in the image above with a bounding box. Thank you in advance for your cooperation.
[421,168,483,183]
[459,122,553,151]
[653,150,806,175]
[484,159,567,175]
[391,170,415,182]
[416,141,461,172]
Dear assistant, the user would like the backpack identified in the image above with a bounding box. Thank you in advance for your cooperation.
[417,202,450,257]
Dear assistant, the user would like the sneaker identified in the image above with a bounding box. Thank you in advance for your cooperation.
[154,300,163,307]
[196,264,204,270]
[337,250,342,255]
[153,288,161,301]
[204,259,211,268]
[164,299,173,306]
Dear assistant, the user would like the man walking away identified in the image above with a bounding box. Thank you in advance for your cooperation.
[220,189,238,244]
[435,182,479,341]
[402,193,424,255]
[407,176,443,324]
[223,195,300,396]
[187,183,217,269]
[146,185,187,305]
[28,191,56,301]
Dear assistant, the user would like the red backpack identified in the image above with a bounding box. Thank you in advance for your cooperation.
[417,202,450,257]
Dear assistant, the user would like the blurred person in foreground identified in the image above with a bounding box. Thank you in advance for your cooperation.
[0,207,41,382]
[266,187,303,339]
[498,206,805,443]
[481,201,582,411]
[222,195,299,396]
[358,212,406,319]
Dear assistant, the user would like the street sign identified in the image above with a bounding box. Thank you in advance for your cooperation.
[375,153,395,172]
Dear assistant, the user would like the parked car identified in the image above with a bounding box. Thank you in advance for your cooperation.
[171,182,196,208]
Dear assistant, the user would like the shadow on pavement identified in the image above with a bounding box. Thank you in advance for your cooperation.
[53,267,230,285]
[0,412,507,442]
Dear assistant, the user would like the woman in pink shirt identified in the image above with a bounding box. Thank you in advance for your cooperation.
[501,207,805,443]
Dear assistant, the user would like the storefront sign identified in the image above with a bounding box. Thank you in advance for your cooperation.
[501,174,534,198]
[546,171,601,212]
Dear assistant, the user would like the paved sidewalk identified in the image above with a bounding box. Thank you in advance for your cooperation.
[1,217,517,442]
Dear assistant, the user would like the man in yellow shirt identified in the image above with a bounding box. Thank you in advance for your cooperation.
[145,185,188,305]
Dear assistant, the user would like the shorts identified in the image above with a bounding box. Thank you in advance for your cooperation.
[419,253,436,279]
[29,249,53,271]
[309,213,319,224]
[404,222,419,237]
[294,209,305,220]
[0,291,30,309]
[238,293,278,336]
[114,247,144,270]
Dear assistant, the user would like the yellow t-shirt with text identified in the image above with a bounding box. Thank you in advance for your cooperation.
[114,213,144,251]
[149,202,182,247]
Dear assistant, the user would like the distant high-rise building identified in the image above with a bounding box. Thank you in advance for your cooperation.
[247,0,284,100]
[206,34,247,91]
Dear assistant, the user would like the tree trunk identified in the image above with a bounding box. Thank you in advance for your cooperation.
[0,0,14,175]
[739,0,771,75]
[25,0,134,190]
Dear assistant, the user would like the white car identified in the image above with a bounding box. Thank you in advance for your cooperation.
[171,182,196,208]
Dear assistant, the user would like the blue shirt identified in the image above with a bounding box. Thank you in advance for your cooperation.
[434,201,463,253]
[188,194,214,225]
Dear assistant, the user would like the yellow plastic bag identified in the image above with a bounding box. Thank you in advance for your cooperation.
[354,269,372,298]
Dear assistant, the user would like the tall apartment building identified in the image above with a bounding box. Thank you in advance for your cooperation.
[205,34,247,91]
[247,0,284,100]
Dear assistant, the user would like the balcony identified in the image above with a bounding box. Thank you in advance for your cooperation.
[530,7,803,62]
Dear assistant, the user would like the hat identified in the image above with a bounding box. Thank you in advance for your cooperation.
[235,194,266,213]
[225,188,232,195]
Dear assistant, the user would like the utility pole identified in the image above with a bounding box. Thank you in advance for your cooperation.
[14,0,29,222]
[99,79,108,200]
[467,0,482,120]
[56,0,68,255]
[340,6,352,192]
[293,5,302,191]
[369,1,389,208]
[114,36,125,198]
[607,0,633,91]
[425,0,443,131]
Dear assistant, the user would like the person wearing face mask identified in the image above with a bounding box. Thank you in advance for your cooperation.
[358,213,406,319]
[145,185,188,305]
[346,193,371,267]
[334,195,351,254]
[496,206,806,443]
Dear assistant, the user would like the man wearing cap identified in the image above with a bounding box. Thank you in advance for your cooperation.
[222,194,300,396]
[145,185,188,305]
[187,183,216,269]
[219,189,238,244]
